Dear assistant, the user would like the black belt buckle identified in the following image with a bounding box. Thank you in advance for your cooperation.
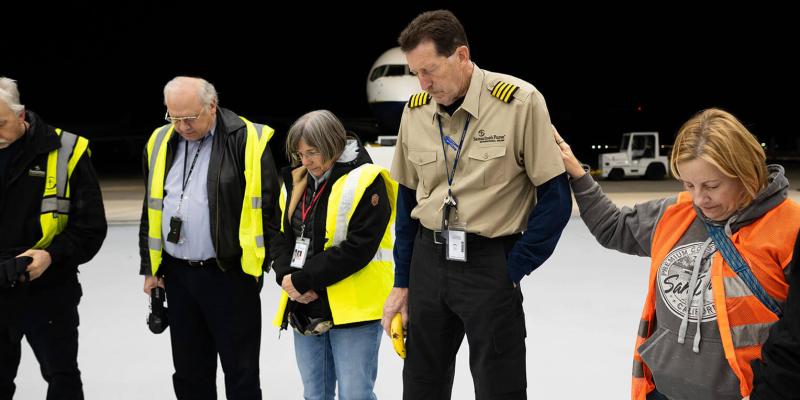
[187,259,214,267]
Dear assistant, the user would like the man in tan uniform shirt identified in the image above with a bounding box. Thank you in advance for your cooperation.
[380,10,572,400]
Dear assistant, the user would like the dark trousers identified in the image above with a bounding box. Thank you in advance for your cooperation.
[162,255,262,400]
[0,278,83,400]
[647,389,669,400]
[403,227,527,400]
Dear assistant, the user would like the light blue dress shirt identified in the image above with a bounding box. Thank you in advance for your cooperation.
[161,127,217,261]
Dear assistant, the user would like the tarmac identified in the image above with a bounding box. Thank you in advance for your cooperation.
[13,159,800,399]
[100,156,800,225]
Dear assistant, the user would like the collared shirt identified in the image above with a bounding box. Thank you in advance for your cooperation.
[391,64,565,238]
[162,126,216,260]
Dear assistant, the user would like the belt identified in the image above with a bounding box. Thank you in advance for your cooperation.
[186,258,217,267]
[419,226,501,245]
[163,253,217,268]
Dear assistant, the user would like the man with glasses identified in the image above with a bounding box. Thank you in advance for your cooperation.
[1,77,107,399]
[382,10,572,399]
[138,76,280,399]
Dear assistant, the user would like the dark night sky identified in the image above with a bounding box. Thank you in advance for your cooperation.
[4,2,798,173]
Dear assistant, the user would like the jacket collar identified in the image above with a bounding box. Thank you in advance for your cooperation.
[22,110,60,155]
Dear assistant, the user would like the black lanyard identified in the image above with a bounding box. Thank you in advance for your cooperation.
[178,135,207,210]
[437,114,470,233]
[437,114,471,195]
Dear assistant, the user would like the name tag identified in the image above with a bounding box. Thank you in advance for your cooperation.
[291,237,310,268]
[446,229,467,262]
[28,168,46,178]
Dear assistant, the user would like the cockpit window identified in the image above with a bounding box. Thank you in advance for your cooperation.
[369,65,388,82]
[370,64,411,81]
[385,65,407,77]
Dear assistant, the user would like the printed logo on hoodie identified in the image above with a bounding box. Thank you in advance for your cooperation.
[657,242,718,322]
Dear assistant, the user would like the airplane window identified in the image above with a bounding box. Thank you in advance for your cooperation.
[369,66,388,82]
[385,65,407,77]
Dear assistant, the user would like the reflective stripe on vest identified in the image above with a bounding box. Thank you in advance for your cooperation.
[34,129,89,249]
[632,192,800,399]
[238,117,274,277]
[145,118,274,277]
[272,164,398,327]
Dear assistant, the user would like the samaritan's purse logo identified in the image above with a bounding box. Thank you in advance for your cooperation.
[657,242,718,322]
[473,129,505,144]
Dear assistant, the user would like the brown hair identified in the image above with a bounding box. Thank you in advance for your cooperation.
[398,10,469,56]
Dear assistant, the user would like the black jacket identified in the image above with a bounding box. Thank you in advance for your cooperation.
[751,234,800,399]
[271,138,391,323]
[0,111,107,289]
[138,107,280,274]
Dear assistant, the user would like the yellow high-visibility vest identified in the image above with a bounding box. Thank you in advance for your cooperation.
[273,163,397,326]
[145,117,273,277]
[34,129,90,249]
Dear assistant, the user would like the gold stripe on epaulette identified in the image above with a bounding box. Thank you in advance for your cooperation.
[490,81,519,103]
[408,92,432,108]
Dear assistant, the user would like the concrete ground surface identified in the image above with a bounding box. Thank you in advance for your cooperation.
[15,221,649,399]
[11,159,800,398]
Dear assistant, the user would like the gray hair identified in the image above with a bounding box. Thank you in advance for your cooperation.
[163,76,218,108]
[285,110,347,165]
[0,77,24,113]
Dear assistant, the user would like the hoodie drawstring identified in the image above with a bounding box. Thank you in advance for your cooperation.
[678,237,714,353]
[693,276,706,353]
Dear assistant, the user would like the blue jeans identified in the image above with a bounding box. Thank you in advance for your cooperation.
[293,321,381,400]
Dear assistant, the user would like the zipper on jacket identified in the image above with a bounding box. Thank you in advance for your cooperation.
[214,135,223,271]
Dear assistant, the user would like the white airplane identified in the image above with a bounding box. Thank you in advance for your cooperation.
[366,47,421,138]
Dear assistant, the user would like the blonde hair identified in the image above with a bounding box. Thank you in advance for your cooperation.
[670,108,767,203]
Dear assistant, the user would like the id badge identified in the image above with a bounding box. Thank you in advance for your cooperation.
[445,223,467,262]
[291,237,310,268]
[167,216,183,244]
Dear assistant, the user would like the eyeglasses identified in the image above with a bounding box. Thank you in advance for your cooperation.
[292,149,322,161]
[164,107,206,124]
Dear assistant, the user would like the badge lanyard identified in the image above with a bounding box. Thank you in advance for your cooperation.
[299,180,328,239]
[291,180,327,269]
[437,114,471,231]
[177,135,207,215]
[167,135,207,245]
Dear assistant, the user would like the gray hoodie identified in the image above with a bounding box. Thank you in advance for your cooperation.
[571,165,791,400]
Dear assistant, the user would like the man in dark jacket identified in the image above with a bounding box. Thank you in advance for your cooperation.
[750,234,800,400]
[138,76,280,400]
[0,77,107,399]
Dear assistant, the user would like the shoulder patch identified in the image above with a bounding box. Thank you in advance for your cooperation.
[489,81,519,103]
[408,92,432,109]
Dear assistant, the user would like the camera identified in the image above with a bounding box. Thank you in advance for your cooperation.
[0,256,32,289]
[147,286,169,334]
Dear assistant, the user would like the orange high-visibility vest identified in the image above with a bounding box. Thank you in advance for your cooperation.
[632,192,800,399]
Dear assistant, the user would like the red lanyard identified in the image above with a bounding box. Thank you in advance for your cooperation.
[301,181,327,223]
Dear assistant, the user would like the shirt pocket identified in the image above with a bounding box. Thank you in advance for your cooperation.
[408,150,438,198]
[467,146,507,187]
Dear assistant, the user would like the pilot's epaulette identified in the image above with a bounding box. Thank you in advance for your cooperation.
[408,92,432,109]
[489,81,519,103]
